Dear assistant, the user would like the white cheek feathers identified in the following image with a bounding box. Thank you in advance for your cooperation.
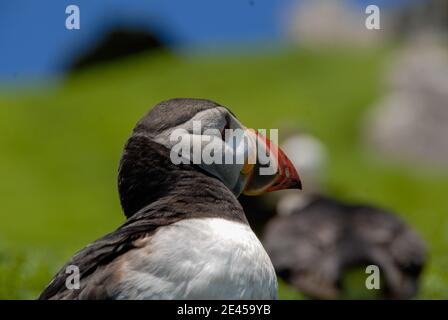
[154,108,253,195]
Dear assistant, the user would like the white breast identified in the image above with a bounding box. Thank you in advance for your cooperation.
[114,218,278,299]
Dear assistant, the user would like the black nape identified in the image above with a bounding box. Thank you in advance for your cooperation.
[118,134,247,224]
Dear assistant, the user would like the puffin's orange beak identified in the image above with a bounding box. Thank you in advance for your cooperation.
[242,130,302,195]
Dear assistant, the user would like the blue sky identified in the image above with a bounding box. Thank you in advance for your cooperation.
[0,0,418,82]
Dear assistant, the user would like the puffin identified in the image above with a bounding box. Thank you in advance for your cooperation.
[38,98,302,300]
[255,132,427,299]
[264,196,427,299]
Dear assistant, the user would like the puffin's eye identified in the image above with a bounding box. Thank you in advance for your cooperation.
[221,121,230,140]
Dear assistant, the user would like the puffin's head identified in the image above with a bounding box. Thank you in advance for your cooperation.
[130,98,301,197]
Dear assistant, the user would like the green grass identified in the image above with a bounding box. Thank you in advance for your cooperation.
[0,47,447,299]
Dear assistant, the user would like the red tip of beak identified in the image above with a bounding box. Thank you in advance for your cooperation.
[243,130,302,195]
[266,146,302,191]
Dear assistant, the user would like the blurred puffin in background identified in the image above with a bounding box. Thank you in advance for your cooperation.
[39,98,302,300]
[240,129,427,299]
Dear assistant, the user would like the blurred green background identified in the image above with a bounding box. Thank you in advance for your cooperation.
[1,47,447,299]
[1,0,448,299]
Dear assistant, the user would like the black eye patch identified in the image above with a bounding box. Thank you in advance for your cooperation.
[221,119,231,139]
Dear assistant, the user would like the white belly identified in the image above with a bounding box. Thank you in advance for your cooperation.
[114,218,278,299]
